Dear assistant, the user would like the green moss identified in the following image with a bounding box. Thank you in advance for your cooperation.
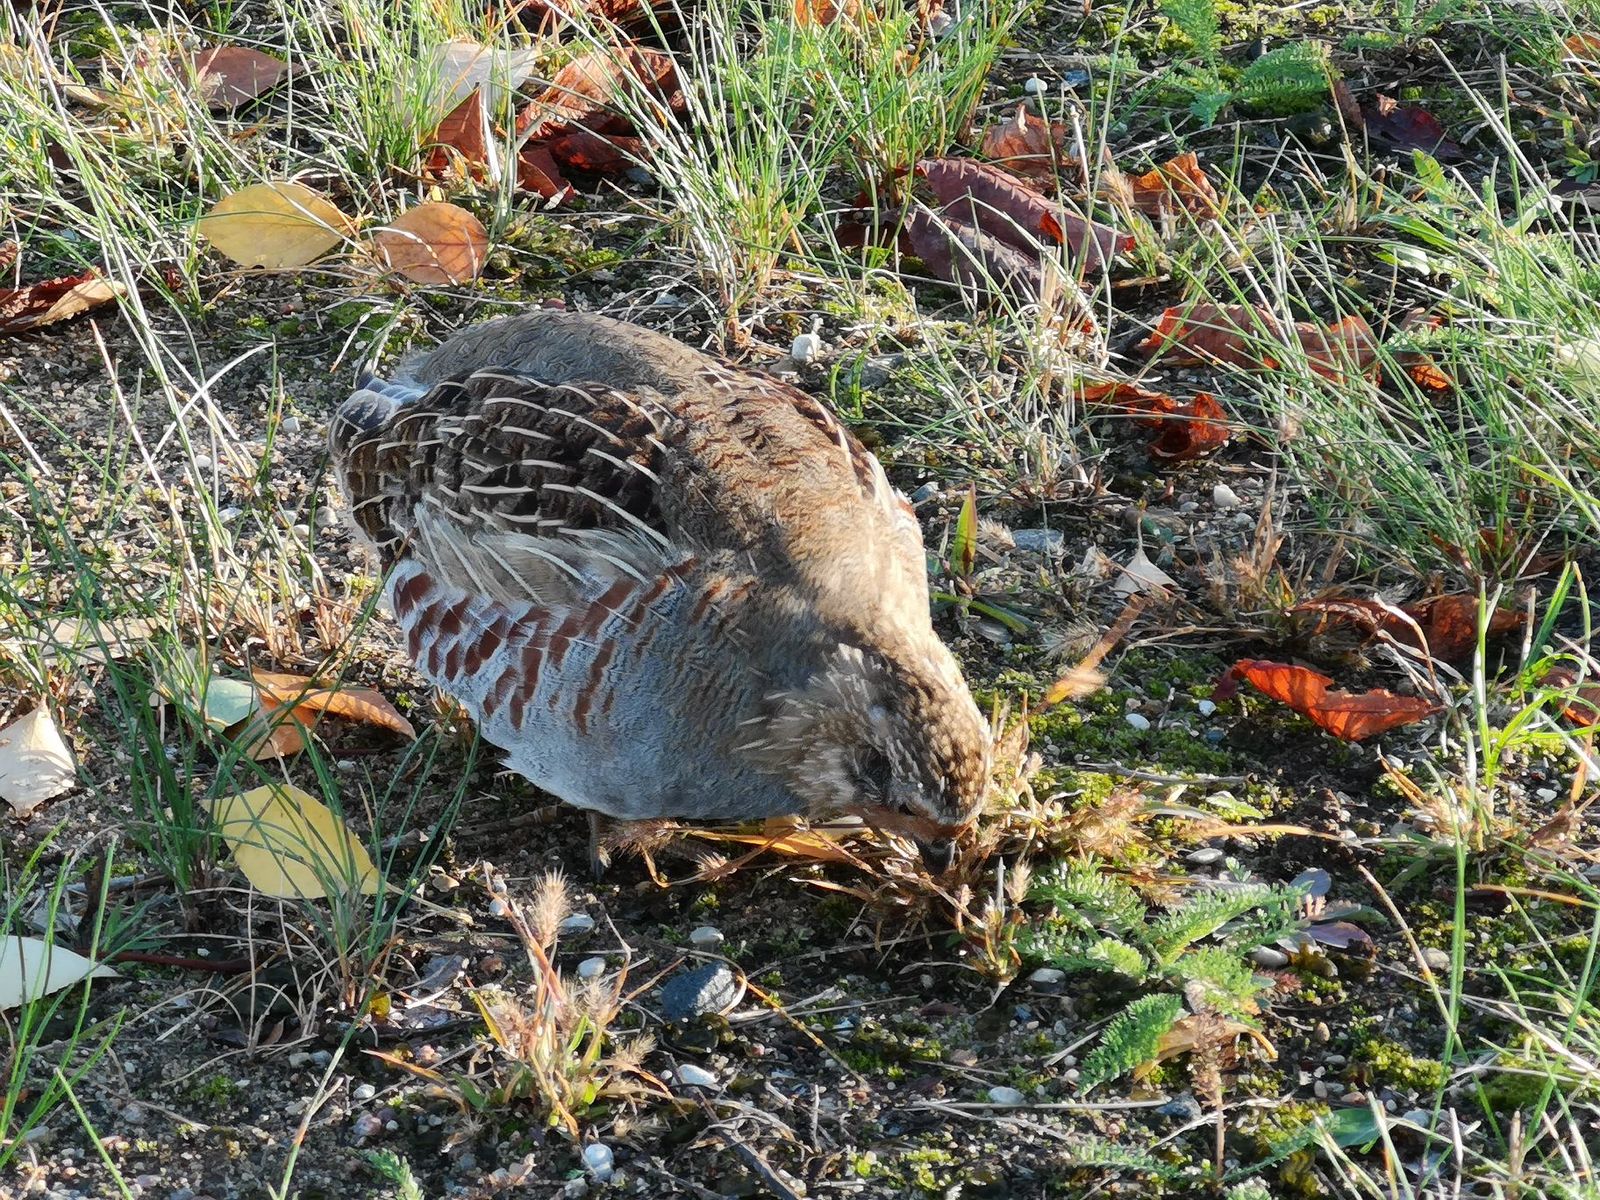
[1353,1035,1448,1093]
[182,1073,244,1106]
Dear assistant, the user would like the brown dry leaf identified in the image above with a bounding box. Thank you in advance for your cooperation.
[371,202,489,285]
[549,128,644,173]
[1136,302,1379,386]
[1126,152,1221,220]
[902,205,1044,304]
[978,103,1069,180]
[1042,597,1143,706]
[186,46,289,110]
[1565,32,1600,61]
[916,157,1134,271]
[1294,593,1523,663]
[1229,659,1440,741]
[516,143,576,200]
[199,182,349,269]
[0,270,123,334]
[515,48,681,141]
[424,88,491,177]
[1541,666,1600,728]
[1077,380,1231,460]
[794,0,862,25]
[1136,1014,1273,1078]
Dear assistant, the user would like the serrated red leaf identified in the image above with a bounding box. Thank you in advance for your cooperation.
[1078,380,1230,461]
[514,47,681,142]
[1137,302,1380,386]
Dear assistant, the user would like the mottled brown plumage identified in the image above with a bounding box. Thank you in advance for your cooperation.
[330,311,990,865]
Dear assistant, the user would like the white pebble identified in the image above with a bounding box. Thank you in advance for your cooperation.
[790,332,823,363]
[1212,483,1241,509]
[1023,76,1047,96]
[582,1143,614,1180]
[352,1082,375,1101]
[928,10,953,35]
[689,925,725,950]
[577,956,607,980]
[1125,713,1151,731]
[1197,699,1217,717]
[987,1085,1026,1105]
[1249,947,1288,969]
[279,414,301,434]
[1026,967,1065,987]
[1187,847,1224,865]
[676,1063,720,1090]
[488,897,509,918]
[560,913,596,936]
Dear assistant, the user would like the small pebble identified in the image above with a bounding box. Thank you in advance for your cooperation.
[279,414,301,434]
[1023,76,1047,96]
[1158,1093,1202,1121]
[1197,699,1217,717]
[577,957,607,980]
[582,1143,615,1182]
[351,1113,383,1142]
[652,292,683,307]
[1249,947,1289,969]
[1186,847,1224,865]
[1421,947,1451,973]
[353,1083,376,1101]
[1212,483,1241,509]
[688,925,725,951]
[119,1103,146,1125]
[987,1086,1026,1106]
[1010,528,1065,555]
[790,332,823,363]
[1535,787,1558,802]
[676,1063,720,1090]
[1124,713,1151,731]
[1026,967,1065,989]
[927,10,953,35]
[488,897,509,918]
[559,913,596,937]
[660,962,742,1021]
[910,481,940,504]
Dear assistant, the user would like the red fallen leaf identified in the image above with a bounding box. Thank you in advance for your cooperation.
[902,205,1043,303]
[1392,310,1452,393]
[1136,302,1380,385]
[548,128,643,173]
[978,104,1070,180]
[1332,81,1463,161]
[508,0,679,36]
[515,47,681,142]
[1295,593,1524,663]
[516,143,576,201]
[0,269,123,334]
[1229,659,1440,741]
[186,45,288,111]
[1126,152,1221,220]
[1078,380,1230,460]
[795,0,863,24]
[1541,666,1600,728]
[423,88,490,178]
[1565,32,1600,62]
[916,157,1133,271]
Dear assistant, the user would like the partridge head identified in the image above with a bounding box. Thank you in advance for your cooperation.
[329,311,990,869]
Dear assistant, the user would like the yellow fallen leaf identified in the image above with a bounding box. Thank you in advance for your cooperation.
[212,784,378,898]
[198,182,349,269]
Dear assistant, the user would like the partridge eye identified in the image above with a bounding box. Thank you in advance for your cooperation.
[855,749,894,800]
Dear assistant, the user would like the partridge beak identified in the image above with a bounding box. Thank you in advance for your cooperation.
[915,836,958,875]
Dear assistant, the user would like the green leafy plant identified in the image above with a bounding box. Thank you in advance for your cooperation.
[1158,0,1328,124]
[1021,861,1307,1087]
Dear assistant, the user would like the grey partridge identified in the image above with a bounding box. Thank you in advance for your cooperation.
[329,311,990,869]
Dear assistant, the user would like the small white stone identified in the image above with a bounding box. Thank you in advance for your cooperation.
[1249,947,1289,969]
[1535,787,1558,802]
[1023,76,1047,96]
[1212,483,1241,509]
[689,925,725,950]
[1026,967,1065,987]
[582,1143,614,1179]
[314,507,339,529]
[577,956,607,980]
[1421,947,1451,973]
[352,1082,376,1101]
[676,1063,720,1090]
[1186,847,1224,865]
[488,897,509,917]
[928,10,953,35]
[279,414,301,434]
[987,1085,1026,1105]
[1125,713,1151,732]
[560,913,596,936]
[652,292,683,307]
[790,332,823,363]
[1197,699,1217,717]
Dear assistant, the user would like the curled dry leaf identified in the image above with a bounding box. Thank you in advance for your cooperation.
[0,269,123,334]
[1226,659,1440,741]
[1136,302,1379,386]
[185,46,289,110]
[252,670,416,739]
[516,47,681,141]
[1540,666,1600,728]
[371,202,489,285]
[0,706,76,817]
[1331,81,1463,161]
[979,104,1069,179]
[916,157,1134,271]
[211,784,379,899]
[1126,152,1221,220]
[1114,546,1178,597]
[199,182,349,269]
[1294,593,1524,663]
[0,936,117,1011]
[795,0,863,26]
[424,89,492,179]
[902,204,1044,303]
[1078,380,1231,460]
[517,143,577,201]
